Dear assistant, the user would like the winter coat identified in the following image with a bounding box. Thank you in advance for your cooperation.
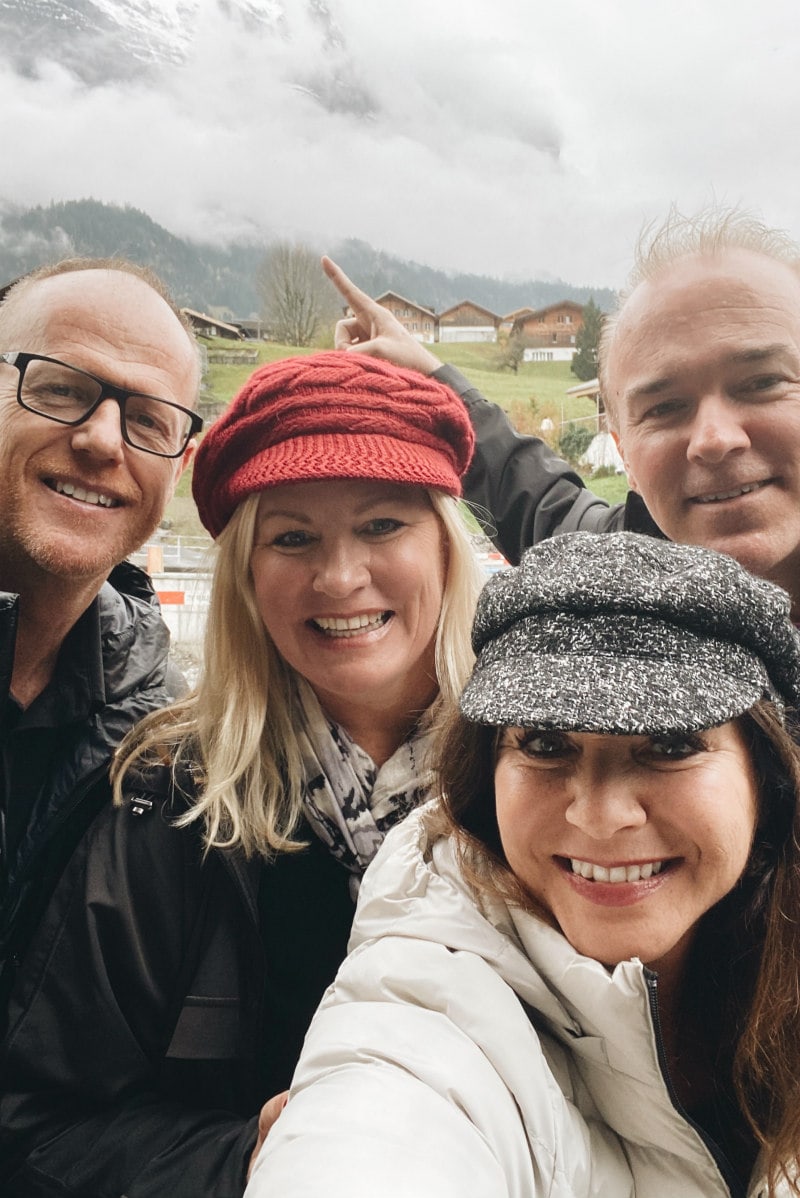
[249,805,784,1198]
[435,364,665,564]
[0,768,354,1198]
[0,561,176,1013]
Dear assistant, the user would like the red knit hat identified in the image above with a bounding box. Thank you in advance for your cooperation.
[192,351,475,538]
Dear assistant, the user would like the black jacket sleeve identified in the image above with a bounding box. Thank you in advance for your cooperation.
[433,364,629,564]
[0,797,258,1198]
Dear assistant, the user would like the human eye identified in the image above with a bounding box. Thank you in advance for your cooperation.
[513,729,575,760]
[269,528,315,550]
[125,396,182,447]
[738,373,788,398]
[640,397,688,423]
[26,366,94,412]
[126,402,159,431]
[640,733,707,763]
[360,517,404,537]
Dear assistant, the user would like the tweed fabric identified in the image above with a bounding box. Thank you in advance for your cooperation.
[192,352,474,538]
[460,531,800,734]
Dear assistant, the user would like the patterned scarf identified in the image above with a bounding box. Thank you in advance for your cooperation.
[294,677,438,884]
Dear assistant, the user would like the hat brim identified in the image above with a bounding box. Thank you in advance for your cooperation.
[460,647,768,736]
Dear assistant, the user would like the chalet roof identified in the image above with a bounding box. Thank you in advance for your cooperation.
[438,300,500,322]
[521,299,585,320]
[502,306,536,321]
[566,378,601,398]
[181,307,242,337]
[375,291,436,316]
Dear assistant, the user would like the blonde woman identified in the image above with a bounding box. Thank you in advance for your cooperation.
[0,353,483,1198]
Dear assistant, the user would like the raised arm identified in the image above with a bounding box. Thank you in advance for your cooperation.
[322,255,442,373]
[322,257,623,563]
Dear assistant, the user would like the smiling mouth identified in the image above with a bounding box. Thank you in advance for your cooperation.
[48,479,121,509]
[692,480,770,505]
[310,612,392,638]
[567,858,667,883]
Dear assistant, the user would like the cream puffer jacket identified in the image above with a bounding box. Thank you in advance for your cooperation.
[248,804,783,1198]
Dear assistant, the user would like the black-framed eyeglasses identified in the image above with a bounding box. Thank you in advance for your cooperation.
[0,350,203,459]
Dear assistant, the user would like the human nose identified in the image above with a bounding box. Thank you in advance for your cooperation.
[311,540,371,597]
[564,769,647,840]
[686,395,750,464]
[68,397,125,463]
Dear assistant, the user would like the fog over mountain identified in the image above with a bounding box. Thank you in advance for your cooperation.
[1,1,798,287]
[0,199,615,316]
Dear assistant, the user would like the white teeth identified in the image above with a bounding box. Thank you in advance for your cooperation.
[54,481,115,508]
[313,613,388,638]
[696,482,764,504]
[570,859,664,883]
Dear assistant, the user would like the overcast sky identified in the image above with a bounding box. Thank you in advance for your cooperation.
[1,0,798,289]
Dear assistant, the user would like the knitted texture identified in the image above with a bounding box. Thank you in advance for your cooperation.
[460,531,800,735]
[192,352,474,538]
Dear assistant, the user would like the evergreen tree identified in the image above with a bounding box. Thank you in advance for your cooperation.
[571,298,604,381]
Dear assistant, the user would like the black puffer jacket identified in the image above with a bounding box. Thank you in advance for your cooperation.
[0,765,354,1198]
[434,364,665,562]
[0,561,175,1011]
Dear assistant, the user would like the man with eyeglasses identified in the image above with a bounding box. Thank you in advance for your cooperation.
[0,259,201,1025]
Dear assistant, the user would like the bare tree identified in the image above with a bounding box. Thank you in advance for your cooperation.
[495,331,529,374]
[257,242,340,346]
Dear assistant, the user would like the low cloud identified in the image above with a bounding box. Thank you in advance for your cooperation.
[0,0,799,287]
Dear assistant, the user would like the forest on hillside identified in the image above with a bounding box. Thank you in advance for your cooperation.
[0,199,616,319]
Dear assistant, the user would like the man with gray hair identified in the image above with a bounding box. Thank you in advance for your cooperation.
[323,207,800,617]
[0,258,201,1023]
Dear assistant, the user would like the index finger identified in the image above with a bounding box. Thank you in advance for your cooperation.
[321,255,377,315]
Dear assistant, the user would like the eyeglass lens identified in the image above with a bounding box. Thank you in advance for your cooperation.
[21,358,193,456]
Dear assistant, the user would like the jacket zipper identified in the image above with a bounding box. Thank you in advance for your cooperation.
[645,970,746,1198]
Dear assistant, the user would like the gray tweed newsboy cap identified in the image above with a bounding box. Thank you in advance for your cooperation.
[460,532,800,736]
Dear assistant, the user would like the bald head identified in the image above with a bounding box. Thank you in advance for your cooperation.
[0,264,200,409]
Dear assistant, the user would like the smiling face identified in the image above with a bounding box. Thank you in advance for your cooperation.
[250,478,446,734]
[494,722,758,983]
[606,250,800,608]
[0,269,199,590]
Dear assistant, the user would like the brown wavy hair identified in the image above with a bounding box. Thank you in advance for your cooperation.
[435,700,800,1196]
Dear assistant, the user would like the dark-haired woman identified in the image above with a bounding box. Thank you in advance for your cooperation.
[250,532,800,1198]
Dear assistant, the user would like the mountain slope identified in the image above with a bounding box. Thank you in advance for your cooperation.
[0,198,616,317]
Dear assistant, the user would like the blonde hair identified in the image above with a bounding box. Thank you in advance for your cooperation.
[112,488,483,857]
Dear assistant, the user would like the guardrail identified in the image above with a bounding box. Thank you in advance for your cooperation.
[130,536,214,573]
[207,350,259,365]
